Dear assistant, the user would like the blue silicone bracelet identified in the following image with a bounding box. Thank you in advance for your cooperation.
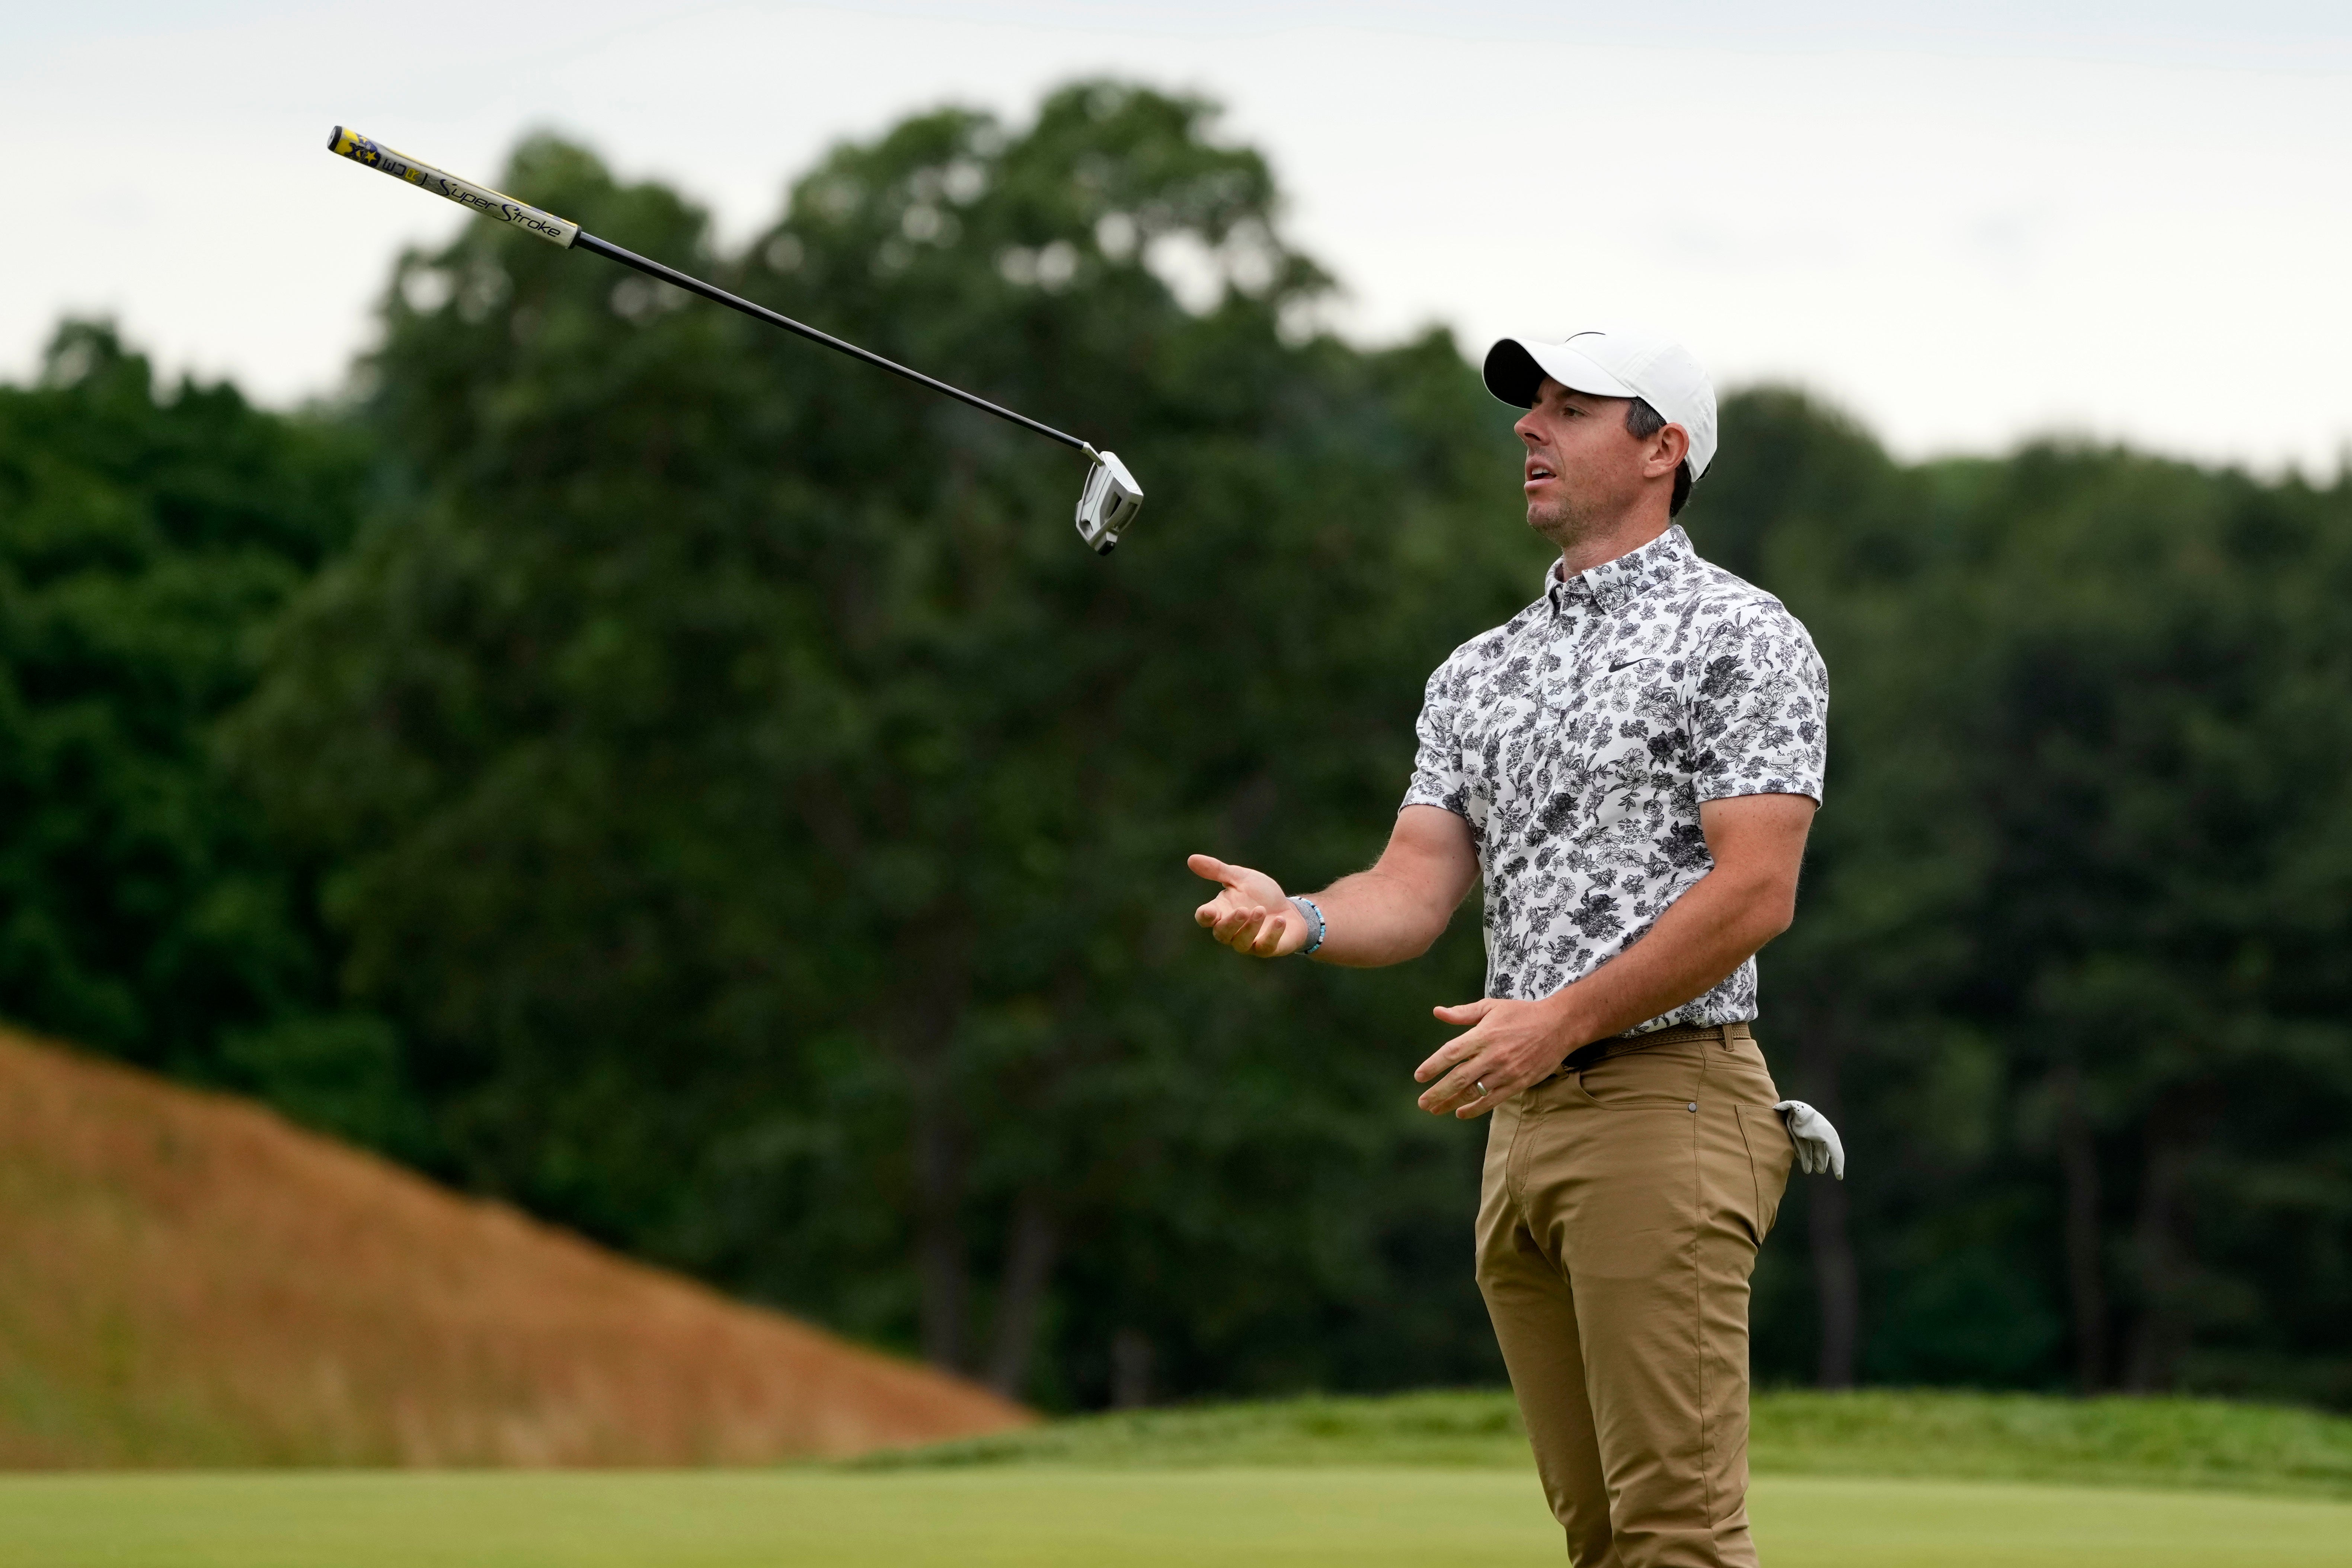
[1290,895,1326,957]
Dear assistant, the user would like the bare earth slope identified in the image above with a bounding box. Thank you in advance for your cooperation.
[0,1027,1028,1466]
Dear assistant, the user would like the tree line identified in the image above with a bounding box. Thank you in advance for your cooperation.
[1,81,2345,1409]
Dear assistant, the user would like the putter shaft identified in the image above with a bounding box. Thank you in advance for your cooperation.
[569,233,1090,453]
[328,127,1093,456]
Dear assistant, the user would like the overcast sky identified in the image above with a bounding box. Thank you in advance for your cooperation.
[6,1,2348,470]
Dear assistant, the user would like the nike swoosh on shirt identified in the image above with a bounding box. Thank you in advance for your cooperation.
[1608,658,1653,673]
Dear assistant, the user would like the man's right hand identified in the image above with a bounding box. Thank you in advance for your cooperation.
[1188,854,1307,958]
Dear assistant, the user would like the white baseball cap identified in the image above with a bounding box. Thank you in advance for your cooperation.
[1482,326,1719,480]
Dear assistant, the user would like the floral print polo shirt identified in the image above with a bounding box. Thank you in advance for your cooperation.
[1402,524,1828,1031]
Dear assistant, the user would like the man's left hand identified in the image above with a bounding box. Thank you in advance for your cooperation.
[1414,996,1581,1119]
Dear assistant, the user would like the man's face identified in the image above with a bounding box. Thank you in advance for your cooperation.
[1514,378,1676,547]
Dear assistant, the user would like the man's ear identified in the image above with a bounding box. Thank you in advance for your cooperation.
[1647,422,1691,480]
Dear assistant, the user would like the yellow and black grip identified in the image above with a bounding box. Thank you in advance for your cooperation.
[326,127,578,248]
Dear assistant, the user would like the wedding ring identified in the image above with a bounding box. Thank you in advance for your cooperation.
[1475,1079,1489,1097]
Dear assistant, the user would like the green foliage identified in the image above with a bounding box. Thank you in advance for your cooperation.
[6,79,2349,1417]
[225,84,1539,1403]
[1690,402,2352,1402]
[0,323,419,1150]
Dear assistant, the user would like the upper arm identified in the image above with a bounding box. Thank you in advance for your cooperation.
[1697,793,1816,912]
[1387,653,1481,944]
[1381,804,1481,916]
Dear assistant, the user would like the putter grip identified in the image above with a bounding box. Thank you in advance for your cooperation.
[327,127,578,248]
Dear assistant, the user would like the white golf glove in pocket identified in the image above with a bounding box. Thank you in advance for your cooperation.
[1773,1099,1846,1180]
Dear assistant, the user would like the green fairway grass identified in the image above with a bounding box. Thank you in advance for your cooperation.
[863,1387,2352,1499]
[11,1392,2352,1565]
[4,1469,2349,1568]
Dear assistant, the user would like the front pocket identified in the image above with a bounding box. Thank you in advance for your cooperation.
[1575,1041,1706,1108]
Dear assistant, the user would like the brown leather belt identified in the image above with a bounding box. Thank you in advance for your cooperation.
[1547,1021,1754,1082]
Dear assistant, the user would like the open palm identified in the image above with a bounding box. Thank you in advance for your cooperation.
[1187,854,1304,958]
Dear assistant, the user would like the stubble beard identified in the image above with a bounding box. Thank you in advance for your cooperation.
[1525,490,1603,554]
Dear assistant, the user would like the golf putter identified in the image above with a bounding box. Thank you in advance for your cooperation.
[1075,450,1143,553]
[326,127,1144,554]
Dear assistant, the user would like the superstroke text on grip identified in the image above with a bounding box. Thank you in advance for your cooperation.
[326,128,578,247]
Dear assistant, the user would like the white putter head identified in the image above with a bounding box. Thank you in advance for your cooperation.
[1075,450,1144,555]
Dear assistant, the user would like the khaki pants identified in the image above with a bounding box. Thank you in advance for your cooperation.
[1476,1022,1795,1568]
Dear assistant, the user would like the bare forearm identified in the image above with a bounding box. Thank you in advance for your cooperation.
[1305,866,1455,967]
[1412,845,1803,1122]
[1410,792,1816,1121]
[1540,865,1794,1044]
[1305,805,1478,968]
[1191,806,1477,967]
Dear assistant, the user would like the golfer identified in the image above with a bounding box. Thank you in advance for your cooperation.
[1189,325,1827,1567]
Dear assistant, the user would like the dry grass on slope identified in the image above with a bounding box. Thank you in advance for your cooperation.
[0,1027,1028,1467]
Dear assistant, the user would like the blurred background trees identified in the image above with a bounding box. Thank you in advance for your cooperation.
[1,82,2347,1410]
[0,323,422,1151]
[220,84,1531,1408]
[1729,423,2352,1405]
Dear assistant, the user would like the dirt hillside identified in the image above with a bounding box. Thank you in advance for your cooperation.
[0,1026,1028,1466]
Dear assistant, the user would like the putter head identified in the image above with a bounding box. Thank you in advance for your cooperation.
[1075,450,1144,555]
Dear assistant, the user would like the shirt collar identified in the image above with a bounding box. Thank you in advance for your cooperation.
[1545,524,1701,617]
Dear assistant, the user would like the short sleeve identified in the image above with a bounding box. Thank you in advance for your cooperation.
[1688,602,1829,804]
[1400,657,1471,818]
